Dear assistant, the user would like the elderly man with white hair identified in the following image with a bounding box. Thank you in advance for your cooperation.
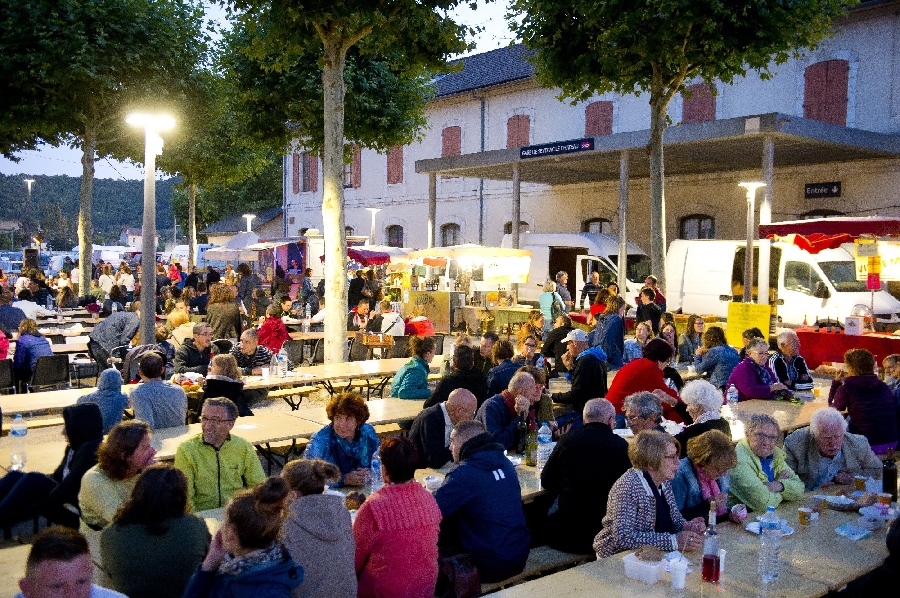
[674,380,732,457]
[784,407,882,491]
[769,329,814,392]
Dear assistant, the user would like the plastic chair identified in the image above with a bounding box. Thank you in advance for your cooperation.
[212,339,233,355]
[26,355,71,392]
[280,340,305,365]
[0,359,15,394]
[389,336,411,359]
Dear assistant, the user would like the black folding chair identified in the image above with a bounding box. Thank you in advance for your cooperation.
[0,359,15,394]
[280,339,305,365]
[212,339,233,355]
[389,336,411,359]
[26,355,71,392]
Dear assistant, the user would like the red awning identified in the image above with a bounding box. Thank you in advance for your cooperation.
[319,247,392,266]
[767,233,855,254]
[758,217,900,239]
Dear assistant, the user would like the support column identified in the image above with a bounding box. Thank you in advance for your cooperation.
[428,172,436,248]
[757,135,774,312]
[617,151,630,289]
[511,163,521,249]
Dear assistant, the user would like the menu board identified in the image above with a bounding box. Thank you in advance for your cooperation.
[726,302,771,347]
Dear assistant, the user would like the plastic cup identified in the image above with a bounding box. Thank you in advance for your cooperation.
[261,367,270,378]
[423,475,442,491]
[718,549,726,574]
[670,558,687,590]
[878,492,892,506]
[798,507,812,526]
[854,476,867,491]
[813,387,821,397]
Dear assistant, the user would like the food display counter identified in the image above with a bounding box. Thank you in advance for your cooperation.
[795,328,900,369]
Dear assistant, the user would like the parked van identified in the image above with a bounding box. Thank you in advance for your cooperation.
[501,232,651,308]
[666,239,900,328]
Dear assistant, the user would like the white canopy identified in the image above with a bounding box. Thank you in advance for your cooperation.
[204,231,260,262]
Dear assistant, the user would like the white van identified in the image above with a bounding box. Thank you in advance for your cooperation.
[666,239,900,328]
[501,232,651,308]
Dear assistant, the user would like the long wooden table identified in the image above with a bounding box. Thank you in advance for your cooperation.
[289,398,425,427]
[484,492,890,597]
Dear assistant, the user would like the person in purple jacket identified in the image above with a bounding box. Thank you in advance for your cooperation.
[726,338,787,401]
[829,348,899,455]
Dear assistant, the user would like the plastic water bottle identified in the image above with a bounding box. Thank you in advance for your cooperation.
[302,303,311,333]
[369,449,383,494]
[726,384,739,420]
[536,422,552,475]
[758,506,781,583]
[277,354,287,377]
[111,302,118,313]
[9,415,28,471]
[270,353,279,378]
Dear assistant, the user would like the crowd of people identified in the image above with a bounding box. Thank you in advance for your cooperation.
[4,264,900,597]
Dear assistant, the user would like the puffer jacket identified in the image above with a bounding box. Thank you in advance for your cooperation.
[182,544,302,598]
[390,356,431,400]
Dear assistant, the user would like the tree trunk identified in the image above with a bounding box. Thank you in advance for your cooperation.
[77,129,96,297]
[321,37,350,364]
[188,182,197,271]
[648,84,669,295]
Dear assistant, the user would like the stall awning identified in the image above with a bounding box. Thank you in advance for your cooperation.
[759,218,900,254]
[319,247,395,266]
[204,231,261,262]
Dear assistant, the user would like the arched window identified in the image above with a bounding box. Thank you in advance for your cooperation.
[582,218,612,235]
[386,225,404,247]
[345,226,355,237]
[803,60,849,126]
[441,223,460,247]
[800,209,845,219]
[504,221,530,235]
[679,214,715,239]
[585,101,613,137]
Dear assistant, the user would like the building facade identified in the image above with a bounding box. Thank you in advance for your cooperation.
[284,1,900,254]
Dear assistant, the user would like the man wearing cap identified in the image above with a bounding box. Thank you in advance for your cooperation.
[550,328,608,414]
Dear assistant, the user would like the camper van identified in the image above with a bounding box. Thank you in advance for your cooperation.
[666,239,900,328]
[501,233,651,308]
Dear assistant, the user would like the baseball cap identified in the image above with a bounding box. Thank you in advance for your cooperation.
[562,329,589,343]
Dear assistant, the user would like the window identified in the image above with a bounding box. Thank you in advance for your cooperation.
[504,221,530,235]
[585,101,613,137]
[441,126,461,157]
[506,114,530,148]
[386,225,404,247]
[679,214,715,239]
[345,226,355,237]
[803,60,849,126]
[291,153,301,194]
[582,218,612,234]
[784,261,824,296]
[681,83,716,124]
[302,152,317,192]
[441,223,460,246]
[801,209,845,219]
[386,145,403,185]
[343,145,361,188]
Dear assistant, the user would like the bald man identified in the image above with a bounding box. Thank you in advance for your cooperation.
[540,398,631,554]
[409,388,478,468]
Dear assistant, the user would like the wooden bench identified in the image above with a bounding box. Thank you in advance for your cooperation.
[479,546,594,595]
[373,423,404,437]
[256,438,310,474]
[266,386,320,410]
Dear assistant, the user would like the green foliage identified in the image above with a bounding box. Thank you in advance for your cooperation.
[509,0,856,103]
[0,174,177,249]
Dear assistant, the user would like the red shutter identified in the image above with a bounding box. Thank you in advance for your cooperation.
[804,60,848,125]
[681,83,716,124]
[441,126,461,157]
[507,114,530,148]
[387,145,403,184]
[585,101,613,136]
[309,154,318,192]
[351,145,361,188]
[291,153,300,194]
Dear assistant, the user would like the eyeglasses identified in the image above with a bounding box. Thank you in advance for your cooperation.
[201,416,235,424]
[753,432,779,442]
[524,343,537,348]
[664,452,680,461]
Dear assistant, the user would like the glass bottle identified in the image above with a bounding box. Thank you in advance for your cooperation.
[702,501,720,582]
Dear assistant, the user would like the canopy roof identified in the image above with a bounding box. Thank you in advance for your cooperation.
[204,231,260,261]
[759,217,900,239]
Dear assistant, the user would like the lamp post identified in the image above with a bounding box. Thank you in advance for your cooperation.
[242,214,256,233]
[366,208,381,245]
[127,112,175,348]
[23,179,35,246]
[738,182,766,304]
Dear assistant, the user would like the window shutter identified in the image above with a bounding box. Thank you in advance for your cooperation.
[387,146,403,184]
[681,84,716,124]
[585,101,613,136]
[507,114,530,148]
[441,127,461,157]
[351,145,361,188]
[825,60,849,126]
[291,153,300,194]
[309,154,318,192]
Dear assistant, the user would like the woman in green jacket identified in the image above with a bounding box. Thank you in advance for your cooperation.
[390,335,436,400]
[729,413,804,512]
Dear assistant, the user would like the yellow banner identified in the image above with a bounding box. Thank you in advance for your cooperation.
[726,302,771,347]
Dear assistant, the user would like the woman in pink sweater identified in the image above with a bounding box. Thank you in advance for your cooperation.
[353,437,442,598]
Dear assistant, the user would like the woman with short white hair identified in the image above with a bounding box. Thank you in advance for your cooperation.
[674,380,731,457]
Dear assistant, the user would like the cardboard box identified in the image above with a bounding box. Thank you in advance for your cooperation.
[844,316,864,336]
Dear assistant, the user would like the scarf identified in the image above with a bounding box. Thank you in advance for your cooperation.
[696,466,727,517]
[692,411,721,426]
[219,542,285,577]
[642,471,674,533]
[501,390,518,418]
[330,425,373,474]
[750,359,774,386]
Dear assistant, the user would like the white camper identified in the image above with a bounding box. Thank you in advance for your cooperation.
[666,239,900,328]
[501,232,651,308]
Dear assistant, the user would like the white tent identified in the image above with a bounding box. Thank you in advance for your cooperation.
[204,231,260,262]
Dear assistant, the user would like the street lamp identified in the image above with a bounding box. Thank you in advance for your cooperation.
[366,208,381,245]
[127,112,175,348]
[738,182,766,304]
[23,179,35,245]
[242,213,256,233]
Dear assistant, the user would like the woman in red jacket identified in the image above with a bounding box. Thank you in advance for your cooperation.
[606,338,689,426]
[257,305,291,353]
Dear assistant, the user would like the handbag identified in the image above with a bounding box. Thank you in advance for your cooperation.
[437,554,481,598]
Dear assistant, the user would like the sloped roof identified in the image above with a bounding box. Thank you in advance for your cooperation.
[201,207,283,235]
[435,44,535,98]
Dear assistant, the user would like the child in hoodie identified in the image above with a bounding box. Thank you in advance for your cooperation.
[78,368,129,434]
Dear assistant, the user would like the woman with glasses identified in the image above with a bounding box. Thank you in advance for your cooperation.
[729,413,803,512]
[677,314,705,363]
[726,338,788,401]
[514,333,545,370]
[593,431,707,558]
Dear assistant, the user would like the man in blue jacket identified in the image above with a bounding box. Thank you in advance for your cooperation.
[434,420,530,583]
[475,371,542,451]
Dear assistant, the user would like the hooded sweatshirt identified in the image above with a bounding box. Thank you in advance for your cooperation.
[830,373,899,448]
[281,493,356,598]
[78,368,129,434]
[51,403,104,508]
